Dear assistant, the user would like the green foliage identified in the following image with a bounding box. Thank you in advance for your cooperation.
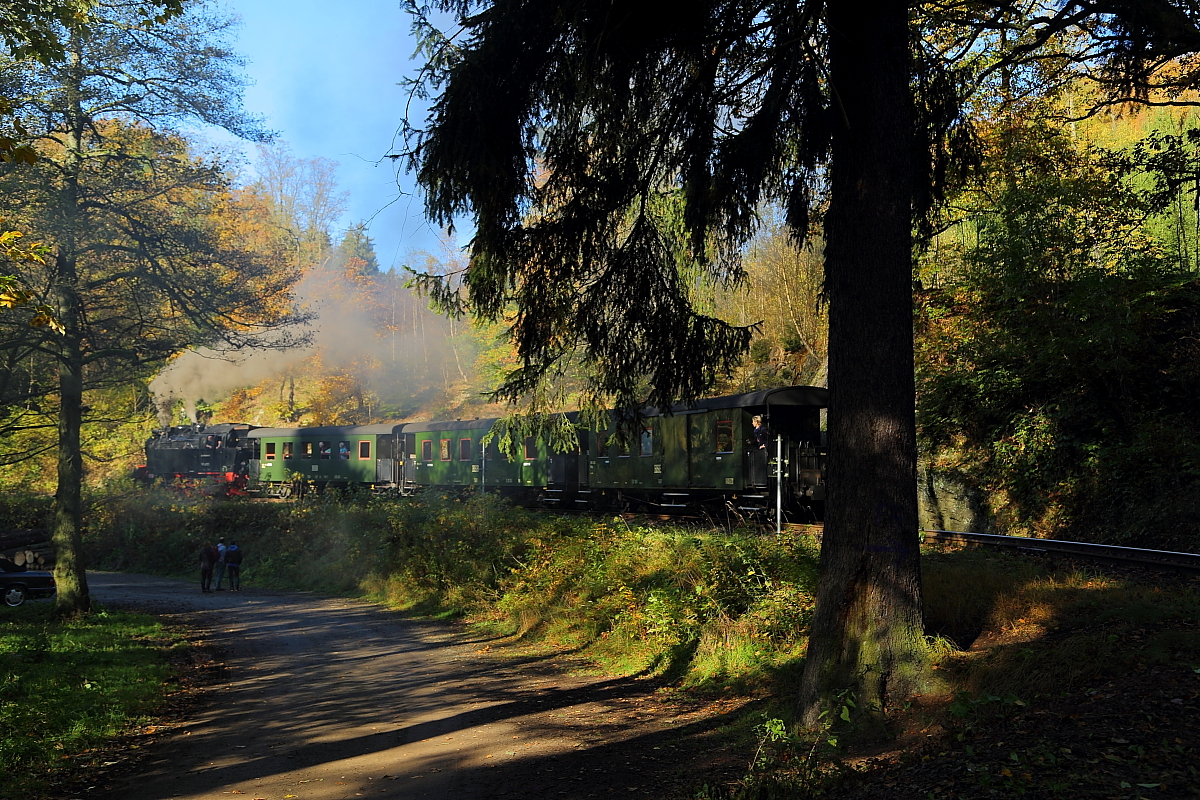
[0,491,52,529]
[693,713,844,799]
[0,603,178,798]
[334,224,380,276]
[947,690,1027,719]
[917,112,1200,545]
[0,1,183,65]
[494,524,819,681]
[367,491,556,610]
[481,411,580,459]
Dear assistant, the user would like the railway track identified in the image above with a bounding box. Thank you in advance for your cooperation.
[921,529,1200,574]
[779,523,1200,574]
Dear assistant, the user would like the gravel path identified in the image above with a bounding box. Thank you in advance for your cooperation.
[86,573,747,800]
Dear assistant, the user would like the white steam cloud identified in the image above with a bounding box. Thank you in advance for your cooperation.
[149,253,463,426]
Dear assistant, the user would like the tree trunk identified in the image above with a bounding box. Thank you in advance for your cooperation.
[798,2,925,726]
[52,302,89,616]
[51,36,90,617]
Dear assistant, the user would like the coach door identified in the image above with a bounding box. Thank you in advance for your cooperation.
[376,435,395,485]
[746,411,769,488]
[658,415,689,487]
[394,433,414,491]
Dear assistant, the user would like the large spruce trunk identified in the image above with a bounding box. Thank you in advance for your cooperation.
[798,2,926,726]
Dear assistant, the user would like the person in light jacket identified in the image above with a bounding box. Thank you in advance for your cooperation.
[213,537,228,590]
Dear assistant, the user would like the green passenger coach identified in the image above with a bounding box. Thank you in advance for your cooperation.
[247,424,400,494]
[398,418,550,498]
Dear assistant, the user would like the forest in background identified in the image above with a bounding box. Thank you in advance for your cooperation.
[2,9,1200,551]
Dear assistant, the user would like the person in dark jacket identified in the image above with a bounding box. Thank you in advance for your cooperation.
[224,541,243,591]
[751,415,771,449]
[199,542,217,593]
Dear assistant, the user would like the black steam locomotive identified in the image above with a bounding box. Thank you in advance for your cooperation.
[138,386,827,520]
[135,422,257,495]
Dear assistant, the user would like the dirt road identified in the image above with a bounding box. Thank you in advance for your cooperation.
[87,573,748,800]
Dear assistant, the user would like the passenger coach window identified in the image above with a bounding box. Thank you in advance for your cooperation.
[440,439,451,461]
[264,442,276,461]
[524,437,537,460]
[283,442,293,459]
[319,441,332,460]
[338,441,350,459]
[421,439,433,461]
[715,420,734,453]
[640,428,653,457]
[359,441,371,459]
[301,442,313,459]
[459,438,472,461]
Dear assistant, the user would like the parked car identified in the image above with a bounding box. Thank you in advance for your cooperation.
[0,561,56,606]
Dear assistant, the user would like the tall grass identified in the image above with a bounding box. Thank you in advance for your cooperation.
[70,489,1200,699]
[83,489,1200,698]
[489,522,820,681]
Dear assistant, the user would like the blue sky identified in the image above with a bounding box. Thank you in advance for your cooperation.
[216,0,455,269]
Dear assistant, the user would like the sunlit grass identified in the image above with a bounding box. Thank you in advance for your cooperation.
[0,603,180,799]
[484,524,821,686]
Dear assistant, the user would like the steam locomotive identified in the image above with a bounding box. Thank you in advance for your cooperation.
[138,386,828,520]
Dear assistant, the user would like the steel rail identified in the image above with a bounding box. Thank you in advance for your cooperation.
[922,529,1200,574]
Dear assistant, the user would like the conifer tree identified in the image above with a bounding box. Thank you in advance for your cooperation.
[405,0,1200,723]
[336,225,380,276]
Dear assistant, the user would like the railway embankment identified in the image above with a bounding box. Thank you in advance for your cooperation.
[831,557,1200,800]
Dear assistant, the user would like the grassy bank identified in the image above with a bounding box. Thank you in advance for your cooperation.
[82,488,823,687]
[8,486,1195,797]
[702,550,1200,798]
[0,604,181,800]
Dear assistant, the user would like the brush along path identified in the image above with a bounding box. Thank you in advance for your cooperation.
[85,573,746,800]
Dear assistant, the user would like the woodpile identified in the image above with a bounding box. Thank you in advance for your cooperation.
[0,529,52,569]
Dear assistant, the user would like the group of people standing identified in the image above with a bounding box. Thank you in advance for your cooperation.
[199,537,244,593]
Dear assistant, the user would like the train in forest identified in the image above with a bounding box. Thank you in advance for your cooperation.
[136,386,828,521]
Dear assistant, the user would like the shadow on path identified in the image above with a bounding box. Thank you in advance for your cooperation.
[86,572,748,800]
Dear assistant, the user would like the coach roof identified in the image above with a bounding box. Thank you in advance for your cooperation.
[245,424,401,438]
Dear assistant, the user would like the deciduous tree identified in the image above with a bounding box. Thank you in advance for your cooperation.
[0,0,304,615]
[251,142,348,265]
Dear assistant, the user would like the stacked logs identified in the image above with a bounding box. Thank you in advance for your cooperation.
[0,530,52,570]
